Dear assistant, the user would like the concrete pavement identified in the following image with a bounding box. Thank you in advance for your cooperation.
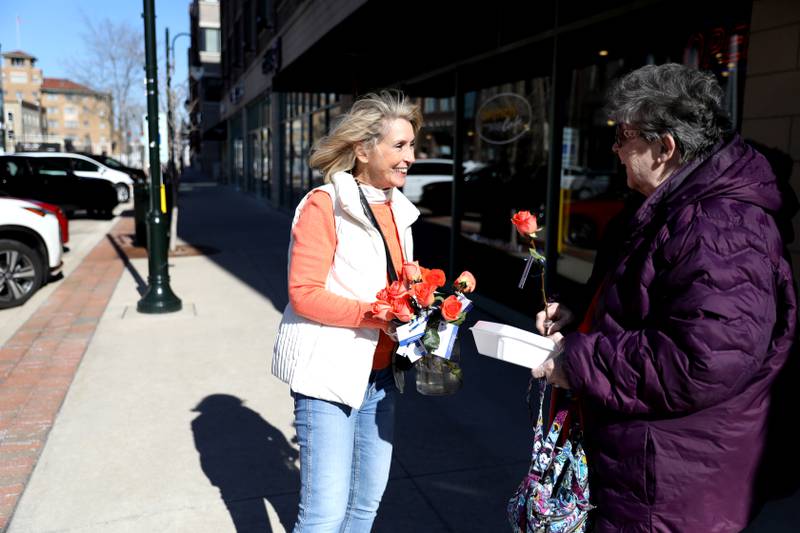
[3,171,538,532]
[2,169,798,531]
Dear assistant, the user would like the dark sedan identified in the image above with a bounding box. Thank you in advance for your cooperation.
[0,155,119,218]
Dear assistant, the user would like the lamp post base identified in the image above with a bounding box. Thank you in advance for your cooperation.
[137,284,182,313]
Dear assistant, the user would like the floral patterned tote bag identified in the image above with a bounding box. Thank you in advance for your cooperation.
[507,380,594,533]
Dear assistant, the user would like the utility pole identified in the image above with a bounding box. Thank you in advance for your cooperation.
[138,0,182,314]
[165,28,189,252]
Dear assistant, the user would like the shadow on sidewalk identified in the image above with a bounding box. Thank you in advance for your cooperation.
[175,170,291,313]
[191,394,299,532]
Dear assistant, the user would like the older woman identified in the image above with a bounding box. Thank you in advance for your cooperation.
[272,91,421,532]
[533,63,797,531]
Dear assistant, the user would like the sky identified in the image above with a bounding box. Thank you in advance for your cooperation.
[0,0,191,96]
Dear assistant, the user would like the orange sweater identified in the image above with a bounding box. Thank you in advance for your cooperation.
[288,190,403,370]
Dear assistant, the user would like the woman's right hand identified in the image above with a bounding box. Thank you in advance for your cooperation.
[536,302,574,336]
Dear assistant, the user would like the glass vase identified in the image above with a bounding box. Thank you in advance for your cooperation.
[415,343,463,396]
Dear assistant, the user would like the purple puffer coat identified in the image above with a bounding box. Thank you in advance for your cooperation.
[562,135,797,532]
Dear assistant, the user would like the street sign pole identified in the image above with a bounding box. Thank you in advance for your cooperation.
[138,0,182,314]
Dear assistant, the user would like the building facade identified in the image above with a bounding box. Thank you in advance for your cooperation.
[1,50,52,151]
[1,50,114,154]
[206,0,800,313]
[41,78,114,155]
[1,50,43,104]
[188,0,225,177]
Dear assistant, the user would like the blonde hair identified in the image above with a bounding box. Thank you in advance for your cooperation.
[309,90,423,183]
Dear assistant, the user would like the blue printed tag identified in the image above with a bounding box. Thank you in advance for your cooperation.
[432,322,459,360]
[396,340,426,363]
[457,294,473,313]
[395,312,430,347]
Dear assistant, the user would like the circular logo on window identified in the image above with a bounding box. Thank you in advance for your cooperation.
[476,93,532,145]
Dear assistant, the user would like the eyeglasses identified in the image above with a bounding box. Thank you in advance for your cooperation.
[614,125,641,147]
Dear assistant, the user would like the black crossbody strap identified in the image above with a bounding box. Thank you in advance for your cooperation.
[357,184,399,283]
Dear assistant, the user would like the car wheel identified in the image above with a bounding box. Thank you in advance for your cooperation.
[0,239,44,309]
[115,183,130,203]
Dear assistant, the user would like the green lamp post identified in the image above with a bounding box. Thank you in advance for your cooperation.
[137,0,182,314]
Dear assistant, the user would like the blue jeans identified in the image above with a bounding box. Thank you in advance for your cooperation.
[292,367,397,533]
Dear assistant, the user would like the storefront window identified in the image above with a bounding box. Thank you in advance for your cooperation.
[557,18,750,285]
[290,116,309,205]
[311,110,327,187]
[261,98,272,199]
[280,92,342,207]
[233,138,244,186]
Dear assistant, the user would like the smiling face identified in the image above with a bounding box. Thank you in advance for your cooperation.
[612,124,679,197]
[355,118,416,189]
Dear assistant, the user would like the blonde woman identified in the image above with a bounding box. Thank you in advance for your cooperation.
[272,90,422,532]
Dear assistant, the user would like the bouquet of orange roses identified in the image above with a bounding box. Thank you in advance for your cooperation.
[370,263,476,364]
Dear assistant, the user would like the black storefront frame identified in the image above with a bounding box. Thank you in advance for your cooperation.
[259,0,751,307]
[398,0,751,297]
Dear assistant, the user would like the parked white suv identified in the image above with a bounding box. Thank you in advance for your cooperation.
[402,159,484,203]
[15,152,134,203]
[0,197,63,309]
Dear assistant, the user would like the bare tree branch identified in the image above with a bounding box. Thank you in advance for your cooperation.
[66,13,146,158]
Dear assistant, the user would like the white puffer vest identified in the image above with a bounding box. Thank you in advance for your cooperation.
[271,171,419,408]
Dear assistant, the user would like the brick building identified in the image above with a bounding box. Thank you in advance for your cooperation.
[1,50,114,154]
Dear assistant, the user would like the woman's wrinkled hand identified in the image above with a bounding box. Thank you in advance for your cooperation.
[531,332,570,389]
[536,302,574,336]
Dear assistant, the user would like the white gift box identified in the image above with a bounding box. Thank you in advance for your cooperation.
[431,322,459,360]
[469,320,556,369]
[457,294,473,313]
[396,341,426,364]
[395,312,430,346]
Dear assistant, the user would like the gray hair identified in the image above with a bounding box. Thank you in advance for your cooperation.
[606,63,731,163]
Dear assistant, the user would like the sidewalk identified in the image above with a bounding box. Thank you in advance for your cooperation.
[2,169,798,532]
[2,170,538,532]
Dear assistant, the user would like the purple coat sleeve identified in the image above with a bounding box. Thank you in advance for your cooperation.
[561,215,777,415]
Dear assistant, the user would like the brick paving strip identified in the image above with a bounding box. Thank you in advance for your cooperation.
[0,217,133,530]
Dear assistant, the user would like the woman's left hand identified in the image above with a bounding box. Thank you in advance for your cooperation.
[531,332,570,389]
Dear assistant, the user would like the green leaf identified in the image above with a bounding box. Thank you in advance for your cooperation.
[422,327,441,352]
[451,312,467,326]
[529,249,546,265]
[444,360,464,380]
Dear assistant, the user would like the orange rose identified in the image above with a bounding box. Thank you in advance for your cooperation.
[385,280,409,302]
[511,210,538,236]
[454,271,476,293]
[391,298,414,322]
[412,282,437,308]
[440,295,463,322]
[371,300,393,321]
[423,268,446,288]
[402,261,423,284]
